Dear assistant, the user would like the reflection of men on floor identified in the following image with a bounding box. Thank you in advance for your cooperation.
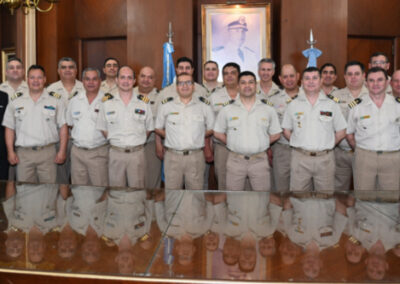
[212,16,258,75]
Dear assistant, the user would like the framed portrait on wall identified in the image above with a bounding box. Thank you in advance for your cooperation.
[1,48,16,82]
[202,4,271,81]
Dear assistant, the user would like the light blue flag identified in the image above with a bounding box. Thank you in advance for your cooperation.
[162,42,176,88]
[302,47,322,68]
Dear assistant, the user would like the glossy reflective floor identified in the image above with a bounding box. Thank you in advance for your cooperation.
[0,181,399,283]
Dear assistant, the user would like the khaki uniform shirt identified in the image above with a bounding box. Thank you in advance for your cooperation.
[46,80,84,106]
[346,201,399,252]
[214,97,281,155]
[269,89,298,145]
[256,81,280,99]
[322,86,339,96]
[100,80,117,94]
[282,197,347,250]
[332,86,369,151]
[282,91,347,151]
[0,81,28,98]
[209,87,239,115]
[66,91,107,149]
[96,92,154,148]
[155,96,215,150]
[202,82,223,97]
[2,90,66,147]
[133,86,159,142]
[346,94,400,151]
[156,82,208,108]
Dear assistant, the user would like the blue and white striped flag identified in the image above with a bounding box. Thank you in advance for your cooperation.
[162,42,176,88]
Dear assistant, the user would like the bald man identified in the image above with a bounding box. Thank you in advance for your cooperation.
[269,64,300,191]
[390,70,400,98]
[133,66,162,189]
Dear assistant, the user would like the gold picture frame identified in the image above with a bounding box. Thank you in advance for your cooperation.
[201,4,271,81]
[1,48,16,82]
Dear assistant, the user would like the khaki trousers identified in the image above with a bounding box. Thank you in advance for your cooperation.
[71,144,109,186]
[16,145,57,183]
[144,140,162,189]
[214,143,229,190]
[271,143,291,192]
[226,151,271,191]
[354,147,400,191]
[289,149,335,192]
[108,147,146,188]
[164,150,205,190]
[334,147,353,191]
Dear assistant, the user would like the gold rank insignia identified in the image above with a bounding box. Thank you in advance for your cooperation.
[140,234,150,242]
[349,236,361,245]
[223,99,235,106]
[49,91,62,99]
[11,92,23,101]
[137,94,150,103]
[261,99,274,106]
[162,97,173,104]
[348,98,362,109]
[396,97,400,103]
[326,94,340,103]
[102,93,114,102]
[69,91,79,100]
[271,89,280,96]
[199,96,210,105]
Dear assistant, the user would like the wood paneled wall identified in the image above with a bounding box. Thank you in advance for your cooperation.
[281,0,348,87]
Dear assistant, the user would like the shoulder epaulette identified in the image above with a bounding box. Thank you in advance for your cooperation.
[156,89,159,93]
[11,92,23,101]
[286,94,298,104]
[137,94,150,104]
[69,91,79,100]
[49,91,61,99]
[348,98,362,109]
[223,99,235,106]
[162,97,174,104]
[395,97,400,103]
[261,99,274,106]
[326,94,340,103]
[271,90,280,96]
[199,96,210,105]
[102,93,114,102]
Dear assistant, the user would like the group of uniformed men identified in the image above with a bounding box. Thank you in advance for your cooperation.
[0,51,399,191]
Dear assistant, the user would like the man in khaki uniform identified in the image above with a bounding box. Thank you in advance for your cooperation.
[47,57,84,184]
[133,66,161,189]
[0,58,28,98]
[155,73,215,190]
[66,68,108,186]
[332,61,369,191]
[209,62,240,190]
[100,57,119,94]
[368,52,392,95]
[320,63,338,96]
[346,67,400,191]
[257,58,280,99]
[269,64,300,192]
[2,65,68,183]
[97,66,154,188]
[282,67,347,192]
[202,60,223,96]
[214,71,281,191]
[390,69,400,98]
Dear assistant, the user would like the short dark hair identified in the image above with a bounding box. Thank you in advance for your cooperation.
[204,60,218,69]
[222,62,241,74]
[366,67,388,80]
[369,52,389,63]
[238,71,256,82]
[103,57,120,67]
[320,63,337,74]
[176,57,194,68]
[344,61,365,73]
[176,72,193,83]
[7,57,22,65]
[116,65,135,78]
[27,64,46,76]
[302,67,320,78]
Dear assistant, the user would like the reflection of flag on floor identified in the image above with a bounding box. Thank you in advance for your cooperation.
[162,42,176,88]
[161,42,176,182]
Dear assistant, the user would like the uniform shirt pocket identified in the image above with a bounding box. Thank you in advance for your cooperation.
[227,117,240,131]
[105,110,117,124]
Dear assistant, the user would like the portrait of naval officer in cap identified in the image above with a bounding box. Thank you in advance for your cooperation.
[211,15,260,80]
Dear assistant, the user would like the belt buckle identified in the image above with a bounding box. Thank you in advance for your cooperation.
[124,148,131,153]
[183,150,189,156]
[310,152,317,157]
[377,150,383,154]
[32,146,38,151]
[244,155,250,160]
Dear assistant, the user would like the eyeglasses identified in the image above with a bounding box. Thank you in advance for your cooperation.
[177,81,193,87]
[371,61,388,65]
[105,64,119,68]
